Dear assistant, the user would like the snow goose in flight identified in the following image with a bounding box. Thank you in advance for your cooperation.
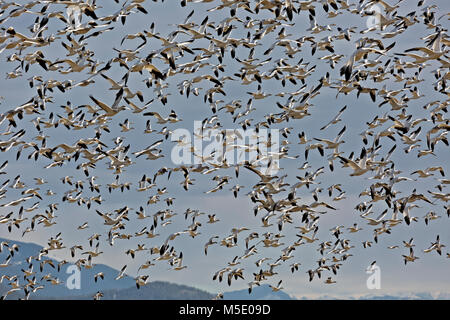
[269,280,284,292]
[423,235,445,255]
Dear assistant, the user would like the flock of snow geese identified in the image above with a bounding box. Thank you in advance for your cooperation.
[0,0,449,300]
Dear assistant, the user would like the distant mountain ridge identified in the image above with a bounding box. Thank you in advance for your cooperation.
[0,236,136,299]
[0,237,292,300]
[1,238,448,300]
[296,292,450,300]
[223,284,294,300]
[42,281,215,300]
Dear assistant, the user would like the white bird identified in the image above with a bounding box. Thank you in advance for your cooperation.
[204,236,219,255]
[115,265,127,280]
[402,248,420,265]
[320,105,347,130]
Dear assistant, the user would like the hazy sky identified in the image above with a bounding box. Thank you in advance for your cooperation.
[0,0,449,299]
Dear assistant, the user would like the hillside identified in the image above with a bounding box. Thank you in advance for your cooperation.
[0,237,135,299]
